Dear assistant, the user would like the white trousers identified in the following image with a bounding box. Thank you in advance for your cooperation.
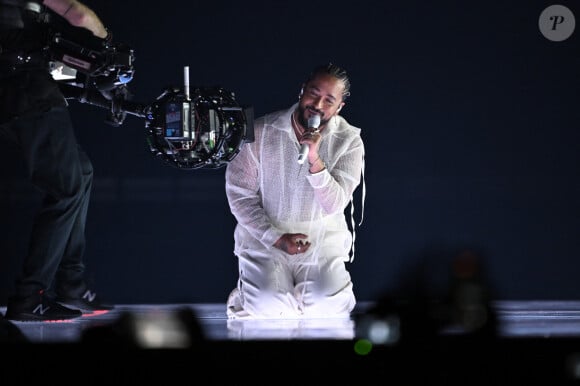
[227,250,356,319]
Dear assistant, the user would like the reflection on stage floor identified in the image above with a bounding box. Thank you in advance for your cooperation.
[4,301,580,383]
[3,300,580,344]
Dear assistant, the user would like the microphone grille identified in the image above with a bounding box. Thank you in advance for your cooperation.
[308,114,321,129]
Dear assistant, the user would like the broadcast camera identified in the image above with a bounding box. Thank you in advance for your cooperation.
[48,24,253,170]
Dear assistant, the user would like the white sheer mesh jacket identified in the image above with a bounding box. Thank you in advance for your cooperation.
[225,103,365,266]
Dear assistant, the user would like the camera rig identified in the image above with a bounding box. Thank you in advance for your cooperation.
[145,79,254,169]
[48,27,253,170]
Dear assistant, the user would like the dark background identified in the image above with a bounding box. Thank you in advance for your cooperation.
[1,0,578,305]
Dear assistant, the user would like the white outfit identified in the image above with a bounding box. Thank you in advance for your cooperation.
[225,103,365,319]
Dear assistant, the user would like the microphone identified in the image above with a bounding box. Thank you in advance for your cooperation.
[297,114,321,164]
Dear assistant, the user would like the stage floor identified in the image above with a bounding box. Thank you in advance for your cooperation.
[3,300,580,344]
[4,300,580,383]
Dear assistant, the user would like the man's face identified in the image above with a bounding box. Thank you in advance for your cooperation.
[297,73,345,129]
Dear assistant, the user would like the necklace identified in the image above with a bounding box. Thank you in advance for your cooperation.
[291,112,303,139]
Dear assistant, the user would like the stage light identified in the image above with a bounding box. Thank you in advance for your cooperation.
[355,314,400,345]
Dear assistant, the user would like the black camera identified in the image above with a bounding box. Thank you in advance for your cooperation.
[47,26,136,127]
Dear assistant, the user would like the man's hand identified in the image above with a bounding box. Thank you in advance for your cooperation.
[43,0,108,39]
[274,233,311,255]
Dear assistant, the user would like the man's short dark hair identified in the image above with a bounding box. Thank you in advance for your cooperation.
[306,63,351,101]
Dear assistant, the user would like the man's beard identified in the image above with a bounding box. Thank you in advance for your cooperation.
[297,105,326,128]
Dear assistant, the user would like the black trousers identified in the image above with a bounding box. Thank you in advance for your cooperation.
[0,106,93,299]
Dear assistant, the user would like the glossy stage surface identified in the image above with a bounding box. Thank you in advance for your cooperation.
[3,300,580,343]
[3,300,580,383]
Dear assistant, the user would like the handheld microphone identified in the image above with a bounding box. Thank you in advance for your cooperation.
[297,114,321,164]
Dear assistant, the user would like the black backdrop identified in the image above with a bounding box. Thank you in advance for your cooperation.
[1,0,578,305]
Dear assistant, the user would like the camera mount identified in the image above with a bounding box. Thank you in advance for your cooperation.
[52,35,254,170]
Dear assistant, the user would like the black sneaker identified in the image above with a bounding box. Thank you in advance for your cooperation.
[5,291,82,322]
[56,289,114,312]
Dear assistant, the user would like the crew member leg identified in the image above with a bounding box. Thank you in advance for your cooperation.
[55,147,93,297]
[11,107,90,298]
